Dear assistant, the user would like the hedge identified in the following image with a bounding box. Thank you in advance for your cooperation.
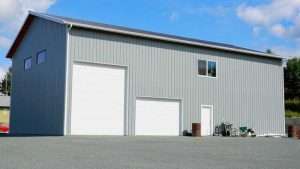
[285,99,300,112]
[286,110,300,118]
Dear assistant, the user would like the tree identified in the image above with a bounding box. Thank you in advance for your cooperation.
[284,58,300,99]
[266,49,273,54]
[0,68,11,96]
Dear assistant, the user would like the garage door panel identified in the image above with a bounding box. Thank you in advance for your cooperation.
[135,99,180,136]
[71,64,125,135]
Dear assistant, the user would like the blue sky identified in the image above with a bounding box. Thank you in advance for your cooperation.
[0,0,299,78]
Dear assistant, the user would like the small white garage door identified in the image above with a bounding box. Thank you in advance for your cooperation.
[135,99,180,136]
[71,63,125,135]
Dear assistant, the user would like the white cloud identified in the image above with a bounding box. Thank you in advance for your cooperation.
[237,0,300,39]
[271,24,286,37]
[0,0,56,30]
[184,5,232,18]
[0,0,56,57]
[252,26,261,36]
[0,36,11,49]
[237,0,300,26]
[0,1,19,22]
[165,2,235,23]
[271,45,300,58]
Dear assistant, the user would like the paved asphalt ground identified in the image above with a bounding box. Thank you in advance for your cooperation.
[0,136,299,169]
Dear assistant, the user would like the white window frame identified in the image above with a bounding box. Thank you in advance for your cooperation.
[36,49,47,64]
[24,57,32,71]
[197,59,217,78]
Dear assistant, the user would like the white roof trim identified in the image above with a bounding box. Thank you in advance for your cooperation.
[29,11,66,24]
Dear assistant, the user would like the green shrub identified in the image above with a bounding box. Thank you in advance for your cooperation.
[285,99,300,112]
[286,110,300,118]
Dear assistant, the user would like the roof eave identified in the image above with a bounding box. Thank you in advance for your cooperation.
[28,11,66,25]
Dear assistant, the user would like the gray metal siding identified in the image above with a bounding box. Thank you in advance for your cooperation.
[10,18,67,135]
[68,27,285,136]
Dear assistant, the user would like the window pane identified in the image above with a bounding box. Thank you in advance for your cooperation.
[24,57,32,70]
[208,61,216,77]
[37,50,46,64]
[198,60,207,75]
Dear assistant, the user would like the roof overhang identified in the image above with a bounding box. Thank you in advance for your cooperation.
[6,11,285,60]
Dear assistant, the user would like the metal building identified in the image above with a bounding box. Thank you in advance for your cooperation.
[6,12,285,136]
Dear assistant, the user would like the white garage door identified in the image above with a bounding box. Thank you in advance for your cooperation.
[71,63,125,135]
[135,99,180,136]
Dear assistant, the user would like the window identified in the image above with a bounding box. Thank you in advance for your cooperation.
[198,60,217,77]
[207,61,216,77]
[24,57,32,70]
[37,50,46,64]
[198,60,207,76]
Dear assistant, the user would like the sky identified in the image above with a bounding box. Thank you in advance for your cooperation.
[1,0,300,79]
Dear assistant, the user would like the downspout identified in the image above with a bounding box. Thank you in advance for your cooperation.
[282,58,287,136]
[64,23,72,135]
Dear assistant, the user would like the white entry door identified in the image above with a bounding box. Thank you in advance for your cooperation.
[135,99,180,136]
[71,63,125,135]
[201,105,213,136]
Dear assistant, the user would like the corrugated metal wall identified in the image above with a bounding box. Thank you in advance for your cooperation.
[10,18,67,135]
[68,27,285,136]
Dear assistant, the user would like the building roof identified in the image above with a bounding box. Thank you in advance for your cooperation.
[6,11,284,59]
[0,96,10,108]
